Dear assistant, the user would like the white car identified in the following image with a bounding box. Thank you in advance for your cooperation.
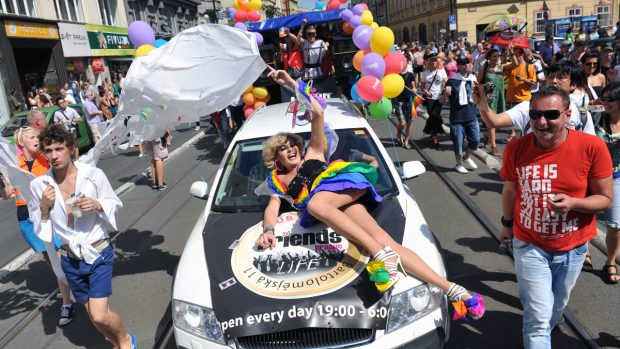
[172,98,451,348]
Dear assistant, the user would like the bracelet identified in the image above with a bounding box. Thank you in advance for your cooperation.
[263,224,275,234]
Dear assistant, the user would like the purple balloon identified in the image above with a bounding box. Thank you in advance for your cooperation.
[128,21,155,47]
[234,22,248,31]
[361,52,386,79]
[340,9,353,22]
[254,32,264,46]
[352,4,366,16]
[349,15,362,29]
[352,25,373,51]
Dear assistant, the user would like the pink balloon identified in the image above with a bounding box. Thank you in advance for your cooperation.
[362,52,386,79]
[338,0,348,3]
[349,15,362,29]
[352,25,373,51]
[244,107,254,118]
[357,76,383,102]
[327,0,340,10]
[248,10,261,22]
[234,9,248,22]
[352,4,365,15]
[384,52,407,75]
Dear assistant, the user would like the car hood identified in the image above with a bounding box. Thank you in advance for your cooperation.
[203,197,405,339]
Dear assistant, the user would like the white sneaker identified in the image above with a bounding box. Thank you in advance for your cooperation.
[455,165,468,174]
[463,157,477,170]
[137,153,144,159]
[194,125,201,131]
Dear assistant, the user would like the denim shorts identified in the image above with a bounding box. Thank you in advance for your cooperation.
[450,119,480,156]
[61,245,114,303]
[603,177,620,229]
[18,218,62,253]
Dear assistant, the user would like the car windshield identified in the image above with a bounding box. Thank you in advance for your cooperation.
[212,128,398,212]
[1,113,29,138]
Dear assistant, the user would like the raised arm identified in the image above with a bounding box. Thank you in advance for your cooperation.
[296,19,307,46]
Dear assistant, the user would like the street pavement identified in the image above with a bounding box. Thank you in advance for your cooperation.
[0,108,618,348]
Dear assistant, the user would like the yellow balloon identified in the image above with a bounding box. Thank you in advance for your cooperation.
[249,0,262,10]
[370,26,395,57]
[370,22,379,29]
[361,10,373,26]
[381,74,405,98]
[135,44,155,57]
[252,86,268,99]
[233,0,239,9]
[244,85,254,94]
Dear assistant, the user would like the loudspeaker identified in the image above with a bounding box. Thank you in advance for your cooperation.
[332,36,356,77]
[255,44,277,86]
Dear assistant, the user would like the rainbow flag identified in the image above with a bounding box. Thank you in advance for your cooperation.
[409,93,424,118]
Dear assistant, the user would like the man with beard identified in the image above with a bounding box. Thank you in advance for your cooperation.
[499,86,612,348]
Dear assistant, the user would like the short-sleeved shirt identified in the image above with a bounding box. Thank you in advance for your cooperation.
[500,131,612,251]
[446,77,477,123]
[53,106,80,124]
[506,62,537,103]
[83,99,101,124]
[539,43,559,63]
[506,100,595,135]
[421,69,447,100]
[396,72,414,101]
[529,60,546,93]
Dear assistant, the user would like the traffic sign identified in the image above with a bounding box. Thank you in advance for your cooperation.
[449,14,457,31]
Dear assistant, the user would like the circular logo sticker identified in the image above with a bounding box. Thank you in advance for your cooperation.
[8,22,17,35]
[231,212,369,299]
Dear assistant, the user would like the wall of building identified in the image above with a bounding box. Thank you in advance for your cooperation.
[34,0,59,20]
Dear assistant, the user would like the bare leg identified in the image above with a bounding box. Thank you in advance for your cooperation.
[404,119,413,144]
[396,120,404,144]
[84,298,131,349]
[488,127,497,153]
[155,159,164,186]
[606,227,620,282]
[41,252,72,305]
[150,159,156,184]
[341,203,453,292]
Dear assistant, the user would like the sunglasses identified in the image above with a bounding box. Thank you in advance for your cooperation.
[584,62,598,67]
[306,32,316,36]
[529,109,568,120]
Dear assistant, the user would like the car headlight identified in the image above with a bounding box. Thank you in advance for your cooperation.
[173,299,226,344]
[386,284,443,332]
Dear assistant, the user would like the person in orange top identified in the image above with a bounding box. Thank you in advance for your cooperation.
[505,46,537,142]
[0,126,74,327]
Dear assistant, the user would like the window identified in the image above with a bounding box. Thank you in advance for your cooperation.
[0,0,36,16]
[534,11,545,33]
[54,0,83,22]
[98,0,116,26]
[596,5,611,27]
[567,7,582,30]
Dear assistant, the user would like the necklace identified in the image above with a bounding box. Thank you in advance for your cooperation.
[58,186,74,197]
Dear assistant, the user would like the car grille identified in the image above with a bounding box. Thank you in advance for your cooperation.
[236,328,374,349]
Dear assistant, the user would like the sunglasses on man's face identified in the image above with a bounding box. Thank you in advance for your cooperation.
[307,32,316,37]
[529,109,567,120]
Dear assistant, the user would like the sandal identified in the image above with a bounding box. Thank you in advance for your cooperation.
[447,283,486,320]
[367,246,406,292]
[403,140,412,149]
[491,146,500,156]
[582,254,593,272]
[603,264,619,284]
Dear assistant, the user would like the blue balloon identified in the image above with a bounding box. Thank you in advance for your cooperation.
[154,38,167,48]
[351,83,368,104]
[315,1,326,9]
[229,7,235,20]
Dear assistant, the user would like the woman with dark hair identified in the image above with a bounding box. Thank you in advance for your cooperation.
[595,81,620,284]
[98,88,113,120]
[581,52,606,99]
[477,49,504,156]
[38,94,53,108]
[26,91,37,110]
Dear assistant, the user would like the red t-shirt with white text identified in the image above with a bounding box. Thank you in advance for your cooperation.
[500,130,612,251]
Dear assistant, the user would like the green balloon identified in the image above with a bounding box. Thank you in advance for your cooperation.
[369,97,392,120]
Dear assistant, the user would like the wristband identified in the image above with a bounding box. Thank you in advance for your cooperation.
[500,216,514,228]
[263,224,275,234]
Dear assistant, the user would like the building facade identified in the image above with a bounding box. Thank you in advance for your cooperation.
[0,0,132,125]
[389,0,619,44]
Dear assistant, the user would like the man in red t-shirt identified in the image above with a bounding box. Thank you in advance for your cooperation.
[499,86,612,348]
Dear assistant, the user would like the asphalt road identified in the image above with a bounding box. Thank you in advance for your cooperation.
[0,110,618,348]
[0,122,208,268]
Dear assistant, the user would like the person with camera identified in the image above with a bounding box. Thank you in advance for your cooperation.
[53,98,81,135]
[477,49,505,156]
[440,57,480,174]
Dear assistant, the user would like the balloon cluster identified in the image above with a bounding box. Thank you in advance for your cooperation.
[315,0,347,11]
[242,85,270,118]
[229,0,263,23]
[341,4,405,120]
[128,21,167,58]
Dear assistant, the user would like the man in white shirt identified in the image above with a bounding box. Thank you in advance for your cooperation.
[60,88,76,104]
[53,98,81,135]
[473,61,595,135]
[30,125,136,349]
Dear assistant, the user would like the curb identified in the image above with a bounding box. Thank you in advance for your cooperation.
[417,110,619,265]
[0,129,208,282]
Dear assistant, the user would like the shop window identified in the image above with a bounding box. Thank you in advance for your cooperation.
[54,0,83,22]
[98,0,116,26]
[534,11,545,33]
[596,5,611,27]
[0,0,36,16]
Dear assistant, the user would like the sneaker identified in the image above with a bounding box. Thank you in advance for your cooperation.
[157,183,168,191]
[455,165,468,174]
[58,304,74,327]
[194,125,201,131]
[463,157,478,170]
[137,153,144,159]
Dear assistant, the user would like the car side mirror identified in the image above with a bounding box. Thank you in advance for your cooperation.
[190,181,209,199]
[401,161,426,180]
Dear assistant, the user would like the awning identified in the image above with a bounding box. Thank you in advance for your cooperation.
[246,9,344,32]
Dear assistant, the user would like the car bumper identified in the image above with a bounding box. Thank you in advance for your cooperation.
[174,298,449,349]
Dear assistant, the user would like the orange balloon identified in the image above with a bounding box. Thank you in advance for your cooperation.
[238,0,251,10]
[242,92,256,106]
[353,50,368,72]
[343,22,353,35]
[254,101,265,109]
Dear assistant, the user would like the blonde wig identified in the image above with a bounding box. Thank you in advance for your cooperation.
[262,133,304,169]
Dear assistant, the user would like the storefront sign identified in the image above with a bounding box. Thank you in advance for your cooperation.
[58,22,90,57]
[85,24,135,56]
[92,58,105,73]
[4,20,59,39]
